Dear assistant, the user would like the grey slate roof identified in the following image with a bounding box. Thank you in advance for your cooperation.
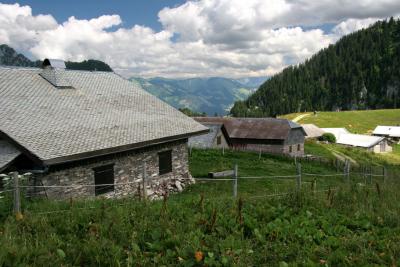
[189,124,221,148]
[40,68,72,88]
[0,140,21,171]
[0,66,207,165]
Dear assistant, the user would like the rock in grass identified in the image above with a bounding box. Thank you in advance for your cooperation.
[175,180,183,192]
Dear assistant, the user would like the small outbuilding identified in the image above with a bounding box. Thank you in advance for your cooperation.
[323,128,392,153]
[373,126,400,144]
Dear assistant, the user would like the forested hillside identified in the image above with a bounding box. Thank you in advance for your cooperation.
[0,44,112,72]
[231,18,400,117]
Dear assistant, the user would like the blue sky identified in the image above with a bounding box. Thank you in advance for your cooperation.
[0,1,399,78]
[1,0,185,31]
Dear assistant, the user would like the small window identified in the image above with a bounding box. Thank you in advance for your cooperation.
[289,145,293,153]
[217,136,222,145]
[297,144,301,151]
[159,150,172,175]
[93,164,114,196]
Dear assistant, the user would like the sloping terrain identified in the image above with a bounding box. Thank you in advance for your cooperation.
[231,19,400,117]
[131,77,259,115]
[281,109,400,134]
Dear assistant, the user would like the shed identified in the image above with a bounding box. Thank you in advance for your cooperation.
[373,126,400,143]
[335,133,392,153]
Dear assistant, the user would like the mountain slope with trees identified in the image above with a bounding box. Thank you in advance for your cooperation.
[231,18,400,117]
[0,44,112,72]
[131,77,258,115]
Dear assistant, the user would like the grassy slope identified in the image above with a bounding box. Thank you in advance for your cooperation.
[280,109,400,134]
[0,149,399,266]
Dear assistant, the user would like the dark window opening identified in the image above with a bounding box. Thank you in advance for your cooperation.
[297,144,301,151]
[289,145,292,153]
[93,164,114,196]
[159,150,172,175]
[217,136,222,145]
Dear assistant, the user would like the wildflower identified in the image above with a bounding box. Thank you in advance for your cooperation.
[195,251,203,262]
[16,212,23,221]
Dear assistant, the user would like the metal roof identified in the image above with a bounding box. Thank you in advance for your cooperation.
[188,124,221,148]
[321,128,350,140]
[194,117,304,140]
[43,59,66,69]
[373,126,400,137]
[335,133,384,148]
[0,140,21,172]
[0,66,207,165]
[302,124,324,138]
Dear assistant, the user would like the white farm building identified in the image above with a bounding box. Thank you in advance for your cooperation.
[373,126,400,144]
[322,128,392,153]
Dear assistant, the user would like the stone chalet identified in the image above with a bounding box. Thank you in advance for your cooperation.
[0,59,208,199]
[193,117,306,156]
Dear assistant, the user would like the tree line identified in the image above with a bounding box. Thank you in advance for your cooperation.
[231,18,400,117]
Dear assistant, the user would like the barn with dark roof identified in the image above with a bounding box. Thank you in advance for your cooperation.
[194,117,306,156]
[0,60,207,198]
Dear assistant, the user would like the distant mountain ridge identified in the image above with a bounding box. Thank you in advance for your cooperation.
[0,44,266,115]
[0,44,113,72]
[131,76,265,115]
[0,44,37,67]
[231,18,400,117]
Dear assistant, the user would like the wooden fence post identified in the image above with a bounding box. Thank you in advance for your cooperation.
[258,148,261,160]
[383,166,387,184]
[369,165,373,185]
[222,146,225,156]
[361,165,365,184]
[347,161,351,184]
[142,162,147,200]
[343,160,347,182]
[296,163,302,192]
[11,172,21,218]
[233,164,238,198]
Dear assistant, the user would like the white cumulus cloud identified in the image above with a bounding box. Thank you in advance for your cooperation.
[0,1,399,78]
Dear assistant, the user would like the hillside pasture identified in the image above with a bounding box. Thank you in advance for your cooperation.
[280,109,400,134]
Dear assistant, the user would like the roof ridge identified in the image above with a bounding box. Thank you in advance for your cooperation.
[0,64,115,74]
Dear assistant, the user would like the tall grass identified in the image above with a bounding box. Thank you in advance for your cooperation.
[0,148,399,266]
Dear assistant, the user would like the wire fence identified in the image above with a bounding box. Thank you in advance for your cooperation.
[0,160,390,218]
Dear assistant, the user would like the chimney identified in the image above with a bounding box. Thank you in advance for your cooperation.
[40,59,73,89]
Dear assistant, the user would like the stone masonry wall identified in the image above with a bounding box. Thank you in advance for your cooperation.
[31,140,193,200]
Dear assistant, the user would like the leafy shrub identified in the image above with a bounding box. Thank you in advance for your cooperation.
[318,133,336,143]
